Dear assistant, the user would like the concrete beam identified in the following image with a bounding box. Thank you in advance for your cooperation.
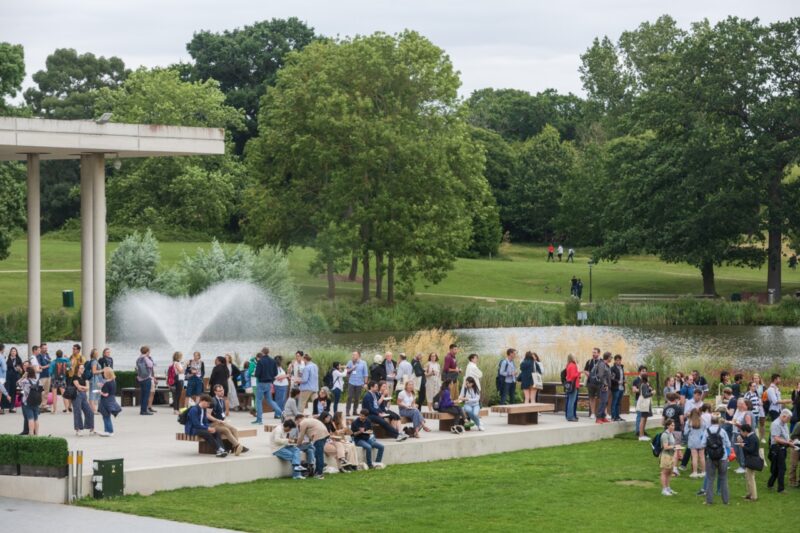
[80,155,93,351]
[26,154,40,348]
[91,154,106,351]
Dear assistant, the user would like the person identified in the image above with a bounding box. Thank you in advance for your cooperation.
[361,381,408,442]
[498,349,517,405]
[546,243,554,262]
[788,421,800,488]
[71,363,95,436]
[369,354,386,383]
[295,414,330,479]
[330,362,346,414]
[738,423,760,500]
[752,373,767,440]
[397,381,429,437]
[610,354,626,421]
[208,384,249,456]
[791,380,800,433]
[564,354,580,422]
[3,347,23,413]
[662,376,677,398]
[557,244,564,261]
[224,354,240,411]
[185,394,227,457]
[424,353,441,411]
[295,353,319,411]
[731,398,753,474]
[530,352,543,403]
[661,393,683,475]
[273,355,290,411]
[634,375,653,441]
[253,349,281,424]
[351,409,385,469]
[97,367,120,437]
[684,408,706,478]
[168,352,185,414]
[518,351,534,404]
[437,380,467,432]
[382,352,397,395]
[0,345,9,415]
[766,373,790,422]
[679,373,695,407]
[659,419,679,496]
[377,382,402,433]
[442,344,461,398]
[68,344,85,386]
[345,351,368,417]
[135,346,156,415]
[312,387,332,416]
[459,376,484,431]
[731,373,743,399]
[567,247,575,262]
[19,367,41,436]
[98,347,114,370]
[788,253,798,270]
[631,365,650,439]
[47,349,70,414]
[691,370,709,400]
[700,413,731,505]
[85,349,102,413]
[576,279,583,299]
[464,353,483,391]
[395,353,413,390]
[288,351,306,391]
[271,419,306,479]
[185,352,205,405]
[570,276,578,297]
[592,352,612,424]
[319,412,355,472]
[743,381,763,440]
[35,344,51,409]
[332,412,360,466]
[583,348,601,418]
[767,408,793,493]
[209,356,230,397]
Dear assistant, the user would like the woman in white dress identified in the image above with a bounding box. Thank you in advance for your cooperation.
[225,353,240,410]
[424,353,441,411]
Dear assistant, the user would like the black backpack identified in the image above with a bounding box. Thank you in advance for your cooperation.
[27,380,43,407]
[177,405,194,425]
[651,431,663,457]
[322,368,334,390]
[83,362,94,381]
[706,429,725,461]
[496,360,505,392]
[432,392,442,411]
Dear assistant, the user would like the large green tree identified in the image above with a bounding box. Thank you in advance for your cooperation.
[0,162,26,260]
[246,31,486,302]
[0,42,24,115]
[185,18,316,153]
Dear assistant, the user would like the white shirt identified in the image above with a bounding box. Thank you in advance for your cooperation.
[274,367,289,388]
[557,246,564,254]
[683,398,702,416]
[396,360,413,384]
[767,384,781,413]
[397,390,416,409]
[465,361,483,388]
[332,369,346,391]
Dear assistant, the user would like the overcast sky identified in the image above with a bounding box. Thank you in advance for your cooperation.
[2,0,797,99]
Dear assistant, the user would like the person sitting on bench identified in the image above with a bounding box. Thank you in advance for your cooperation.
[361,381,409,442]
[351,409,385,469]
[185,394,227,458]
[271,419,306,480]
[437,380,467,433]
[397,380,430,437]
[208,384,249,456]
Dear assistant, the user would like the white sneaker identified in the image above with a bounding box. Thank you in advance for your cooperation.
[689,472,699,478]
[668,488,678,495]
[396,433,409,442]
[477,425,485,431]
[698,472,705,478]
[373,462,385,469]
[638,436,650,441]
[735,467,746,474]
[98,432,110,438]
[661,489,672,496]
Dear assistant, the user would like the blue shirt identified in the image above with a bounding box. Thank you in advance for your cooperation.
[680,383,695,399]
[37,353,52,377]
[501,359,516,384]
[0,355,6,381]
[346,360,368,387]
[299,362,319,392]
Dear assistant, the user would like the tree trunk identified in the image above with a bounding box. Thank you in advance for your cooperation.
[361,249,370,303]
[375,251,383,299]
[766,174,782,302]
[326,260,336,300]
[387,254,395,304]
[348,254,358,281]
[700,259,716,296]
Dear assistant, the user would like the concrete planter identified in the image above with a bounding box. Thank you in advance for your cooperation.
[0,464,19,476]
[19,465,68,478]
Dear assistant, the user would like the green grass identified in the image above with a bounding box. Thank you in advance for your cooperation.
[2,238,799,314]
[79,433,795,532]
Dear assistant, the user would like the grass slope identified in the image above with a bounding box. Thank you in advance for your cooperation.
[80,432,795,532]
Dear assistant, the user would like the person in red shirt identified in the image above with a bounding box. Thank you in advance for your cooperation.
[547,244,555,262]
[565,354,581,421]
[443,344,461,399]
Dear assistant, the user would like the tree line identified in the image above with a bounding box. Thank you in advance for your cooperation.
[1,15,799,300]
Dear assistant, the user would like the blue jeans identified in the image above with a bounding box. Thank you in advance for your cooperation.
[501,382,516,405]
[73,392,94,430]
[611,389,623,419]
[273,446,303,478]
[312,438,327,476]
[102,413,113,434]
[138,378,151,414]
[635,411,642,436]
[565,389,578,420]
[597,387,608,419]
[255,382,282,421]
[464,404,481,426]
[274,386,288,411]
[355,436,384,466]
[333,388,342,414]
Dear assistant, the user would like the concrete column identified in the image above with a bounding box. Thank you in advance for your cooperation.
[91,154,106,350]
[26,154,41,348]
[80,155,94,350]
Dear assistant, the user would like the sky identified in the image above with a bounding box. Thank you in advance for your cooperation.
[2,0,797,99]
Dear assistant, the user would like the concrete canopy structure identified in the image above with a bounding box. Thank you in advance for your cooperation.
[0,117,225,351]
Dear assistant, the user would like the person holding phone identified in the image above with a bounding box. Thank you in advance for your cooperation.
[351,409,384,469]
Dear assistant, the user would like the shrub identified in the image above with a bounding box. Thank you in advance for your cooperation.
[0,434,18,464]
[16,436,69,467]
[107,229,161,300]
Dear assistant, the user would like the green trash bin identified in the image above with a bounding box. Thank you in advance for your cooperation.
[62,290,75,308]
[92,459,123,498]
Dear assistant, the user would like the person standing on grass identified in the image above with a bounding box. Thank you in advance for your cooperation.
[567,248,575,262]
[584,348,601,418]
[546,243,555,262]
[272,419,306,479]
[610,355,626,421]
[345,351,368,417]
[634,375,653,441]
[788,421,800,488]
[570,276,578,296]
[752,373,767,440]
[499,349,517,405]
[295,353,319,412]
[684,408,707,478]
[425,353,442,411]
[98,367,120,437]
[743,381,763,440]
[767,408,793,493]
[738,423,760,501]
[557,244,564,261]
[295,414,330,479]
[790,381,800,433]
[662,393,683,476]
[731,398,753,474]
[576,279,583,299]
[351,409,385,469]
[691,370,709,400]
[564,354,580,422]
[660,419,679,496]
[71,363,95,436]
[135,346,156,415]
[700,413,731,505]
[767,374,791,422]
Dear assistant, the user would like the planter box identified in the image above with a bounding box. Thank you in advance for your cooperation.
[19,465,68,478]
[0,464,19,476]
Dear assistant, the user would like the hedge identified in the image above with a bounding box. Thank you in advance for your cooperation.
[0,435,68,467]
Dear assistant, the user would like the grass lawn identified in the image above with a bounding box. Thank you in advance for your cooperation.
[79,432,796,532]
[2,238,799,314]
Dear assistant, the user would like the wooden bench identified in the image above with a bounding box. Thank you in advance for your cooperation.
[121,386,172,407]
[491,403,555,425]
[345,413,398,439]
[176,428,258,454]
[421,408,489,431]
[617,293,718,302]
[263,423,278,432]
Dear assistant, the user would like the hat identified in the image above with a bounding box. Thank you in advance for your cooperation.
[373,354,384,364]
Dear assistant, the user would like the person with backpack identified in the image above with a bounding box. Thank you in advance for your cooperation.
[610,355,626,421]
[659,419,679,496]
[563,354,580,422]
[71,363,96,436]
[184,394,228,458]
[498,349,517,405]
[48,349,70,414]
[135,346,156,416]
[20,367,42,436]
[168,352,185,415]
[699,413,731,504]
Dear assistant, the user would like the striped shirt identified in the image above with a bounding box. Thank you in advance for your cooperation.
[743,391,762,417]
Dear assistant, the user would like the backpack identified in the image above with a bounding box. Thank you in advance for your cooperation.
[432,392,442,411]
[136,357,150,380]
[589,363,602,387]
[762,389,771,414]
[322,368,334,390]
[83,361,94,381]
[55,361,67,379]
[706,429,725,461]
[177,405,193,425]
[560,368,568,386]
[167,364,176,387]
[27,380,43,407]
[496,360,506,392]
[651,431,663,457]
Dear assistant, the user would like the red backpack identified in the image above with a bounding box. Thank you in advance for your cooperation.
[167,363,176,386]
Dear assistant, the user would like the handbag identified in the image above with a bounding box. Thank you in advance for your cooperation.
[636,395,651,413]
[63,385,77,400]
[532,372,543,390]
[744,454,764,472]
[564,380,575,394]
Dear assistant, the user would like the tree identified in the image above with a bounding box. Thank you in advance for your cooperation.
[246,31,484,302]
[23,48,128,119]
[106,230,160,300]
[553,142,609,246]
[186,18,316,153]
[0,162,26,260]
[0,42,24,115]
[469,127,518,238]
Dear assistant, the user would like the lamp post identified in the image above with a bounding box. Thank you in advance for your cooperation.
[588,259,594,303]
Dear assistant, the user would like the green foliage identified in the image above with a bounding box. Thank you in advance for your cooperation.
[251,247,299,311]
[0,41,25,113]
[16,436,69,467]
[179,240,254,295]
[0,308,79,343]
[106,230,161,300]
[0,162,26,260]
[0,434,17,464]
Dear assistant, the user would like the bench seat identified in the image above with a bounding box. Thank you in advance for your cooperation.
[490,403,555,425]
[176,428,257,454]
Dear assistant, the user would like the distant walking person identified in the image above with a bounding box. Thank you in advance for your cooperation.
[576,279,584,299]
[567,248,575,262]
[547,244,555,262]
[570,276,578,297]
[557,245,564,261]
